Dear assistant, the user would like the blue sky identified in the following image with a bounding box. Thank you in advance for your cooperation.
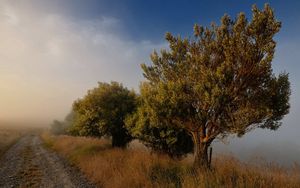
[25,0,300,41]
[0,0,299,165]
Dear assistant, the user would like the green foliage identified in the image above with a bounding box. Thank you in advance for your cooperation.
[126,88,194,158]
[51,111,75,135]
[70,81,136,147]
[140,4,290,167]
[64,111,75,129]
[50,120,66,135]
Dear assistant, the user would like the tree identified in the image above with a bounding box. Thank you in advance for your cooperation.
[126,94,194,158]
[51,111,75,135]
[50,120,65,135]
[71,81,136,147]
[140,4,290,168]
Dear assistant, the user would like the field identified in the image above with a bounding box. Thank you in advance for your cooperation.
[42,133,300,188]
[0,124,44,157]
[0,126,23,156]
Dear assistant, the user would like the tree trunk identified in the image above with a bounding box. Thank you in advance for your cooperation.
[111,129,131,148]
[192,131,210,169]
[112,134,126,148]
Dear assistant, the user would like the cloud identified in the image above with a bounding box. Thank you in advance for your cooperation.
[0,1,165,123]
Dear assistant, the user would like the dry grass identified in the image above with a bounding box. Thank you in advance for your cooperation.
[0,124,43,157]
[41,132,300,188]
[0,127,23,156]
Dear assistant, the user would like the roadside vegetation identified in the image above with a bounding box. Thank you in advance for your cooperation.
[47,4,295,187]
[0,129,20,156]
[42,133,300,188]
[0,126,30,157]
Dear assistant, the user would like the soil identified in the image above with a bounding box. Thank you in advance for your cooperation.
[0,134,96,188]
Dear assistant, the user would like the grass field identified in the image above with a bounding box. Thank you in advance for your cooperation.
[0,124,43,157]
[42,132,300,188]
[0,127,22,157]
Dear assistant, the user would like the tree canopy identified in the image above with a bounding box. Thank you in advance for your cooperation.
[126,90,194,158]
[70,81,137,147]
[140,4,290,168]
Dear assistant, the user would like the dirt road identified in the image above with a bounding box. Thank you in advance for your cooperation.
[0,134,95,188]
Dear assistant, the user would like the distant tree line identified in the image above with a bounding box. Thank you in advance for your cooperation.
[51,4,290,168]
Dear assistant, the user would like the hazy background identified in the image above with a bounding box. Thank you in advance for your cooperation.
[0,0,299,166]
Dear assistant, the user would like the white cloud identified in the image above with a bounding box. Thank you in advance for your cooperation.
[0,1,165,123]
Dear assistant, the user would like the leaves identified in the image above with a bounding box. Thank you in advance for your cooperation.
[140,4,290,142]
[125,101,194,158]
[70,81,137,147]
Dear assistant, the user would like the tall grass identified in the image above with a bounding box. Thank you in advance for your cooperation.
[41,133,300,188]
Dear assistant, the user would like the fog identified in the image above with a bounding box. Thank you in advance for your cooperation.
[0,0,164,123]
[213,131,300,167]
[0,1,299,167]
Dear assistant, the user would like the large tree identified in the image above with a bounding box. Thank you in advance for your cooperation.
[70,81,136,147]
[140,4,290,168]
[126,92,194,158]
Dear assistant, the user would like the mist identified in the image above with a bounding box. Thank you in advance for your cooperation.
[0,0,164,124]
[0,0,299,168]
[213,132,300,167]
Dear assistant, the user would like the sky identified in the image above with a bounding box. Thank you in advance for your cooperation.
[0,0,299,165]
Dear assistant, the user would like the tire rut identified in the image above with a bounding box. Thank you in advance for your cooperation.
[0,134,95,188]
